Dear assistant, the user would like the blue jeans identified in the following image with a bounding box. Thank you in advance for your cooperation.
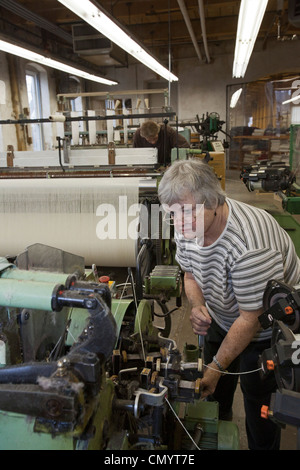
[203,319,281,450]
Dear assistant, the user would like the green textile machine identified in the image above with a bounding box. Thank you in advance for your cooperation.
[240,161,300,256]
[0,244,239,450]
[240,126,300,256]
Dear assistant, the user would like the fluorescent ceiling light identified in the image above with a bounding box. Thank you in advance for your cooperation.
[57,0,178,82]
[0,39,117,85]
[233,0,268,78]
[230,88,243,108]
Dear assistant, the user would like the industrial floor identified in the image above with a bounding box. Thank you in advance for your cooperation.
[166,169,299,451]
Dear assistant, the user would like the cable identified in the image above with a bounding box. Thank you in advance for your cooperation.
[164,396,201,451]
[153,307,179,318]
[204,363,263,375]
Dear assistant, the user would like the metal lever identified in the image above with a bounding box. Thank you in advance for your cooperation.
[198,335,204,372]
[198,335,204,350]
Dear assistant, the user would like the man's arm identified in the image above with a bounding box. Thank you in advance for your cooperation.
[133,129,140,148]
[184,272,263,398]
[213,307,262,369]
[169,127,190,148]
[200,307,263,398]
[184,272,212,334]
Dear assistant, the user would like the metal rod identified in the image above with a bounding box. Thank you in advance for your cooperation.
[0,278,56,311]
[0,112,176,126]
[57,88,168,100]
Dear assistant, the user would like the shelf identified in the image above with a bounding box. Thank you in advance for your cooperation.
[230,134,290,168]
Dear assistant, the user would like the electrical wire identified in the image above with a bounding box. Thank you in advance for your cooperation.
[164,365,262,451]
[164,396,201,451]
[204,363,263,375]
[153,307,179,318]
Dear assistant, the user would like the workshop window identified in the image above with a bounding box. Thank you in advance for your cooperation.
[26,70,44,151]
[105,98,123,127]
[291,105,300,124]
[70,94,84,133]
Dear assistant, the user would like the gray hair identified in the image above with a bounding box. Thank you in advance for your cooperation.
[158,159,226,210]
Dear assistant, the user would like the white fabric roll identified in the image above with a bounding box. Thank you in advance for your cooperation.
[0,178,140,267]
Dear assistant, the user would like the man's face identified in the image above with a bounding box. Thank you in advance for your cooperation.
[163,194,205,243]
[145,133,159,145]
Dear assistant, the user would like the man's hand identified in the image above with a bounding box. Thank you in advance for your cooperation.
[190,305,212,336]
[200,362,221,398]
[184,272,211,336]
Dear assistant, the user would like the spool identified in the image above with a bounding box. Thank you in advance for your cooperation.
[49,115,66,122]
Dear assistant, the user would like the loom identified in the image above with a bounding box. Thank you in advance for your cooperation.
[0,244,240,450]
[0,109,175,176]
[1,146,159,175]
[0,174,178,308]
[0,126,240,449]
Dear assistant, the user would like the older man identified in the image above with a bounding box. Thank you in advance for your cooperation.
[133,120,189,166]
[158,159,300,450]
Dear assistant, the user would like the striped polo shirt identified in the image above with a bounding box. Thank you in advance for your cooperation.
[175,198,300,341]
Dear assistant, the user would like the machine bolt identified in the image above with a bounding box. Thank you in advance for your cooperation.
[46,399,62,417]
[85,299,95,309]
[56,357,70,376]
[20,309,30,322]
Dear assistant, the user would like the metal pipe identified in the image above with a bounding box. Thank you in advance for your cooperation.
[0,278,57,311]
[0,268,69,285]
[0,111,176,126]
[0,362,57,384]
[198,0,211,63]
[177,0,203,63]
[57,88,169,100]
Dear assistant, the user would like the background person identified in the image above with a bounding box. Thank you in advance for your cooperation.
[158,159,300,450]
[133,120,189,166]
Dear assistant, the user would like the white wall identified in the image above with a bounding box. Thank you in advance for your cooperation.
[177,56,229,123]
[176,38,300,125]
